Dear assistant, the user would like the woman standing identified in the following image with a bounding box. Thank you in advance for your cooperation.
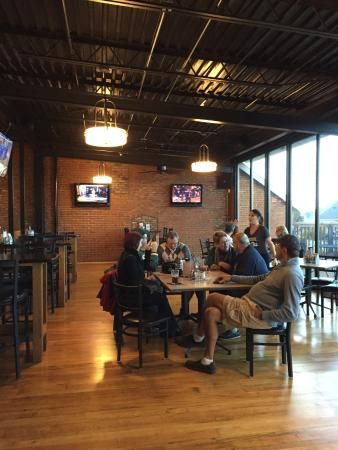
[244,209,276,270]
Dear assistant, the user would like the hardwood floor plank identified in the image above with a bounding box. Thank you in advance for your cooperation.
[1,262,338,449]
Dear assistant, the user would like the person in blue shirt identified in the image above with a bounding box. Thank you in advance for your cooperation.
[215,232,269,340]
[233,232,269,277]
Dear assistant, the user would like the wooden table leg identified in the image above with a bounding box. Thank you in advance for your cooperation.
[58,244,67,307]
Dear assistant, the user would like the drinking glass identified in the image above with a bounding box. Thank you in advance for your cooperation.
[171,268,180,284]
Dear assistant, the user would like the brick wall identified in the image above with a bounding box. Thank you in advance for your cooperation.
[50,158,229,262]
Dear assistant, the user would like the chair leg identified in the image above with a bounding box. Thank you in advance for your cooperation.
[12,300,21,379]
[321,292,325,318]
[286,334,293,378]
[49,268,55,313]
[280,335,286,364]
[116,311,123,362]
[164,320,169,359]
[247,330,254,376]
[24,301,31,361]
[138,325,143,368]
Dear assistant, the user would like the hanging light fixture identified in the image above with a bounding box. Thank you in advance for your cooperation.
[84,98,127,147]
[191,144,217,173]
[93,162,112,184]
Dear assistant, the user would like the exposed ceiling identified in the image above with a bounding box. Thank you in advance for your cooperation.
[1,0,338,169]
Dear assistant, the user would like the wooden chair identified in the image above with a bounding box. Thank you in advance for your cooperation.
[246,323,293,377]
[0,260,31,378]
[113,281,170,368]
[199,238,213,259]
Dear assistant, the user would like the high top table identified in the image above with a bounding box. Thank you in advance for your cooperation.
[0,249,55,362]
[299,258,338,317]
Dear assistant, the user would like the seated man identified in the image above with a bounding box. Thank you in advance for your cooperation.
[232,232,269,277]
[176,235,303,374]
[217,232,269,340]
[158,230,191,272]
[206,230,237,273]
[158,230,202,317]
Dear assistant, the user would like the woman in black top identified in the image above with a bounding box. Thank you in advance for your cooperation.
[244,209,276,270]
[117,232,178,335]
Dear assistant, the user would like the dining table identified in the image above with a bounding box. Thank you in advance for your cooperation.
[155,270,251,319]
[0,248,55,362]
[299,258,338,317]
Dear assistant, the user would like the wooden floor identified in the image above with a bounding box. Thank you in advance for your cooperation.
[1,263,338,449]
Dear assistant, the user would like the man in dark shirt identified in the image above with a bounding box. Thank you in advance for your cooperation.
[217,233,269,340]
[233,232,269,276]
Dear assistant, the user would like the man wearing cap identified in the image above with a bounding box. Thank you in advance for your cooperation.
[176,234,304,374]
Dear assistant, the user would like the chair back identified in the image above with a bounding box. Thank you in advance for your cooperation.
[199,238,213,258]
[113,281,143,316]
[0,260,19,300]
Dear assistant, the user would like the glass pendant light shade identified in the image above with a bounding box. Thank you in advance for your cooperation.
[84,98,128,147]
[92,162,112,184]
[191,144,217,173]
[85,126,127,147]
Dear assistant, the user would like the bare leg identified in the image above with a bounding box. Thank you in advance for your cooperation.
[196,292,227,337]
[203,306,222,360]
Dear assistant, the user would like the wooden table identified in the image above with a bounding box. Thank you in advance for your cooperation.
[155,271,250,318]
[0,250,54,362]
[299,258,338,316]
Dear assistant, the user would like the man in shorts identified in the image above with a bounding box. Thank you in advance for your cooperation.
[176,234,304,374]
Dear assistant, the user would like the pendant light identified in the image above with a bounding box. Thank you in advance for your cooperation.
[84,98,127,147]
[191,144,217,173]
[93,162,112,184]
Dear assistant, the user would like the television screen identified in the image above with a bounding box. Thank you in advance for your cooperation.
[0,131,13,177]
[74,183,110,206]
[170,184,202,207]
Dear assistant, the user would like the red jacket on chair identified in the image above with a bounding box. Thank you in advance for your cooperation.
[97,268,118,315]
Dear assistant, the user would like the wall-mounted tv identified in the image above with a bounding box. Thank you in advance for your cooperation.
[0,131,13,177]
[74,183,110,207]
[170,184,203,207]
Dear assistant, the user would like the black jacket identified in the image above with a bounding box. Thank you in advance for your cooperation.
[117,248,153,285]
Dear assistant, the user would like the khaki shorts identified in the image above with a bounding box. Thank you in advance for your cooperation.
[220,295,272,330]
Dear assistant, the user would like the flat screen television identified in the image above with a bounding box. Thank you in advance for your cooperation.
[0,131,13,177]
[170,184,203,207]
[74,183,110,207]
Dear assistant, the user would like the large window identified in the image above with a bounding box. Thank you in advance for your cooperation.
[269,147,287,237]
[238,160,250,231]
[291,138,316,251]
[236,135,338,256]
[252,155,266,220]
[319,136,338,257]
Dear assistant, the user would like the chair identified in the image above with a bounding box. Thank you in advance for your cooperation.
[113,281,170,368]
[245,323,293,377]
[199,238,212,259]
[314,280,338,318]
[0,260,31,378]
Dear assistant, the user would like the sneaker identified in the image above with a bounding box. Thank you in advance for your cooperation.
[175,334,205,348]
[185,359,216,374]
[218,329,241,340]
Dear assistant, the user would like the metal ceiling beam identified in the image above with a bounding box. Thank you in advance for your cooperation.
[2,25,336,82]
[1,68,296,109]
[32,113,217,136]
[19,52,283,90]
[87,0,338,40]
[1,80,337,134]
